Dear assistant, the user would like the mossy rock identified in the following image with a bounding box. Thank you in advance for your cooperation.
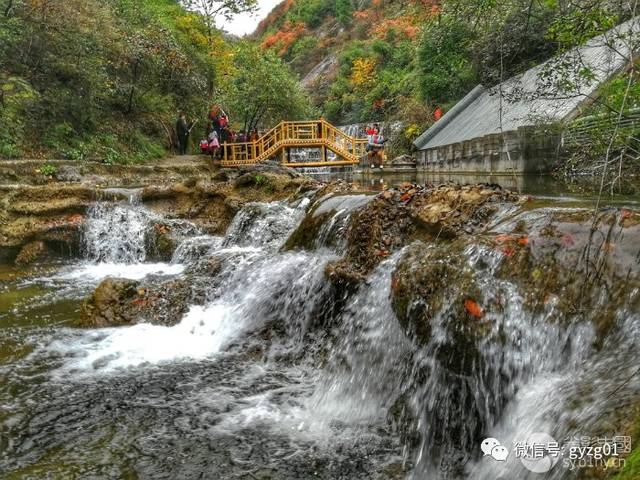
[391,241,484,354]
[79,278,139,328]
[14,241,48,266]
[79,277,193,328]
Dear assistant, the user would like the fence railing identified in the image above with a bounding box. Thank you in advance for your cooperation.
[221,120,368,167]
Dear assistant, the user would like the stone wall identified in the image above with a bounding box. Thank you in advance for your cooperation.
[418,126,560,174]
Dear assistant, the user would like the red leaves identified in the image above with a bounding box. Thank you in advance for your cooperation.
[494,233,529,256]
[500,246,515,257]
[464,299,483,318]
[621,209,632,220]
[495,234,514,243]
[400,192,412,203]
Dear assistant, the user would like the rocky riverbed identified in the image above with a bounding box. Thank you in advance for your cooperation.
[1,158,639,479]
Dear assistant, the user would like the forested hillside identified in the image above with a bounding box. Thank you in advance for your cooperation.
[256,0,637,145]
[0,0,311,161]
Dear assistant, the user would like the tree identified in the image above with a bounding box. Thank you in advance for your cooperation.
[334,0,352,27]
[182,0,258,36]
[222,42,313,132]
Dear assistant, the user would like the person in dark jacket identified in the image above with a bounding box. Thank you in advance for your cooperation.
[176,112,191,155]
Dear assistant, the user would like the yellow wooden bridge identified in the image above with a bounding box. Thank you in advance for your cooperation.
[221,119,369,168]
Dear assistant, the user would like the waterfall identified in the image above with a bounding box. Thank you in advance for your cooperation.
[6,187,639,479]
[306,252,412,426]
[222,200,309,250]
[82,202,155,264]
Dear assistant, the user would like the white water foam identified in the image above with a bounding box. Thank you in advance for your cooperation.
[48,303,241,373]
[57,262,185,283]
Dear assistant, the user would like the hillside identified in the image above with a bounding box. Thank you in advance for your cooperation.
[255,0,636,149]
[0,0,310,162]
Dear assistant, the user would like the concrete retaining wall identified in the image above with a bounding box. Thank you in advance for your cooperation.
[417,126,560,174]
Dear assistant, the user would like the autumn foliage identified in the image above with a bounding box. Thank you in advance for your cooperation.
[261,21,306,57]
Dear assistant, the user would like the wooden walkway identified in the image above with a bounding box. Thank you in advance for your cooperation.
[221,120,368,168]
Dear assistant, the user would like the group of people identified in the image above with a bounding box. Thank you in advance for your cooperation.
[202,106,261,159]
[175,106,262,158]
[177,109,390,169]
[365,123,386,168]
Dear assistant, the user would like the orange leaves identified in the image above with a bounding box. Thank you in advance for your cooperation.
[371,15,420,40]
[260,21,306,57]
[464,299,483,318]
[494,233,529,257]
[154,223,170,235]
[495,234,515,243]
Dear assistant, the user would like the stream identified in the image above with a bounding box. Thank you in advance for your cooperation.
[0,180,639,479]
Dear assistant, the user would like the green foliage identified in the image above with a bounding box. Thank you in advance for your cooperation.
[333,0,352,27]
[39,163,58,177]
[0,0,281,161]
[416,18,476,103]
[287,0,330,28]
[223,42,314,132]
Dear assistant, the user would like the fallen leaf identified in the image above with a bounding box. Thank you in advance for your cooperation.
[517,236,529,246]
[501,246,515,257]
[464,299,483,318]
[621,209,632,220]
[400,193,412,202]
[495,234,514,243]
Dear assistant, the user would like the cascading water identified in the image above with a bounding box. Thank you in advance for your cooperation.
[83,201,153,264]
[2,185,639,479]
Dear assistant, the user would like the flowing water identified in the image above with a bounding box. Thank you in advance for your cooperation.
[1,190,638,479]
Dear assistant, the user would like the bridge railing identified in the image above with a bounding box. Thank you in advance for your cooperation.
[221,120,368,166]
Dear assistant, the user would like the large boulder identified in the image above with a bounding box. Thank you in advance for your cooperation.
[390,241,486,373]
[493,206,640,347]
[79,277,193,328]
[80,278,140,328]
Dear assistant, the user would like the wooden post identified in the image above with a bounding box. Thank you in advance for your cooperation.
[321,145,326,163]
[223,143,227,164]
[281,147,287,165]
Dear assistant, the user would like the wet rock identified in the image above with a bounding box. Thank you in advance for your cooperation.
[146,223,178,262]
[409,184,517,239]
[494,207,640,348]
[14,241,48,266]
[390,242,485,372]
[79,277,194,328]
[320,183,519,284]
[54,165,82,182]
[80,278,140,328]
